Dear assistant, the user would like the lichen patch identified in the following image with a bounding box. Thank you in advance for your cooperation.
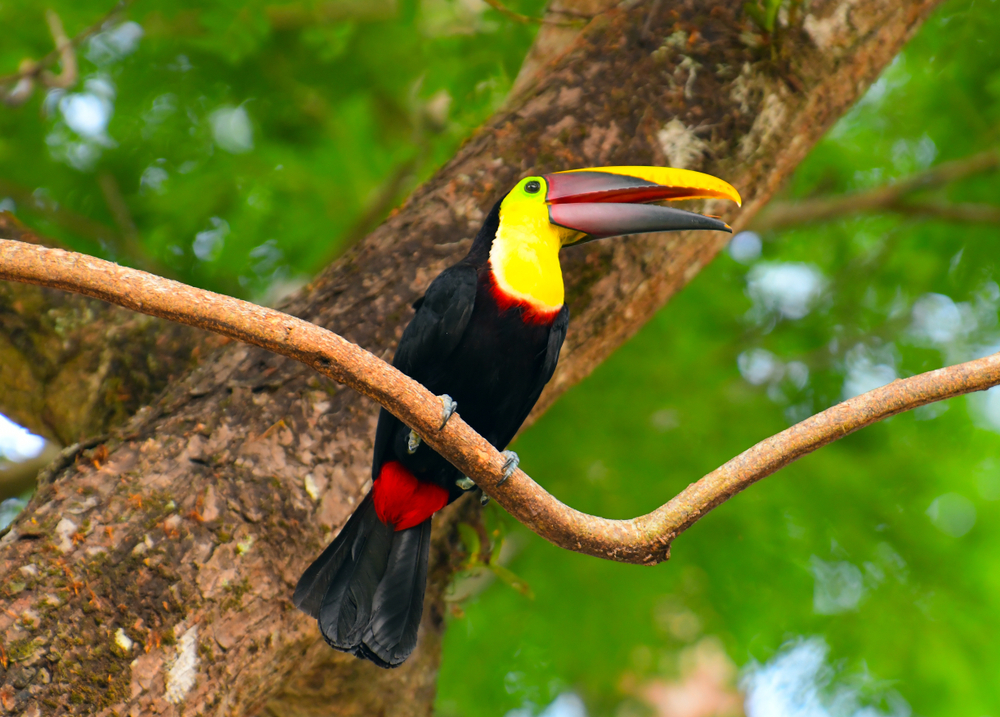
[115,627,134,653]
[675,55,701,99]
[729,62,759,114]
[656,119,707,170]
[803,0,859,53]
[739,90,788,160]
[164,624,200,704]
[236,534,255,556]
[54,517,77,553]
[304,473,320,501]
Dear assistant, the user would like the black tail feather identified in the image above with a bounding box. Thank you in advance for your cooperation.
[293,491,431,668]
[319,513,393,649]
[362,518,432,667]
[293,492,379,619]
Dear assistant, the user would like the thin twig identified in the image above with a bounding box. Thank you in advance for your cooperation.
[481,0,581,26]
[0,174,166,274]
[96,172,170,275]
[753,148,1000,231]
[0,177,119,247]
[890,199,1000,224]
[2,238,999,564]
[0,1,133,106]
[642,0,663,40]
[0,211,61,248]
[319,157,418,270]
[0,442,60,501]
[39,10,77,90]
[97,173,138,246]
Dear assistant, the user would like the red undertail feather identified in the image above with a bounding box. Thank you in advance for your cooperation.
[373,461,449,531]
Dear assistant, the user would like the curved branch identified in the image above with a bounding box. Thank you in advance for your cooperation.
[481,0,581,26]
[4,238,999,564]
[0,1,132,106]
[38,10,78,90]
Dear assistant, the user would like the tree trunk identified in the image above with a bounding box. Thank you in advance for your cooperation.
[0,1,941,714]
[0,213,210,447]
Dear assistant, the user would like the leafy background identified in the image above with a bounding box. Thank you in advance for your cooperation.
[1,0,999,715]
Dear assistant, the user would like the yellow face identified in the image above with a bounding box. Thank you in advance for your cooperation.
[489,177,580,312]
[486,166,740,313]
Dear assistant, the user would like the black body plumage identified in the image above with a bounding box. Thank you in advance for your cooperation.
[293,199,570,667]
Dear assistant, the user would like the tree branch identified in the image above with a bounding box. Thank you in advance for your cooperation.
[0,179,123,248]
[752,148,1000,231]
[0,2,133,106]
[889,198,1000,224]
[95,172,169,275]
[38,10,77,91]
[480,0,581,26]
[4,238,997,564]
[0,443,61,497]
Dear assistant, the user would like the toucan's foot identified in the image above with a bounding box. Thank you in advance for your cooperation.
[455,476,476,491]
[479,490,490,507]
[439,394,458,430]
[498,451,519,486]
[407,430,421,454]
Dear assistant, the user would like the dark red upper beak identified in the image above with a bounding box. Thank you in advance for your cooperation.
[542,167,741,241]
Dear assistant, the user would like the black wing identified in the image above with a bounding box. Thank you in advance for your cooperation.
[391,263,478,379]
[371,263,478,478]
[496,304,570,449]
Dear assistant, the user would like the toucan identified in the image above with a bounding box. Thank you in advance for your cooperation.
[293,166,741,667]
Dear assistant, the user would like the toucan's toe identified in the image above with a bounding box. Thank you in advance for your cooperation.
[407,429,421,454]
[439,394,458,430]
[499,451,519,485]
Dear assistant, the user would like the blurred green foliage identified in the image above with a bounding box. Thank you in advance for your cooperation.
[2,0,1000,716]
[0,0,546,299]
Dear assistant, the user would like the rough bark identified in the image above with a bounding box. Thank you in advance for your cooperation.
[0,0,941,715]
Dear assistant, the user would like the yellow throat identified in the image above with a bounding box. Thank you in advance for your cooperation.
[489,178,576,312]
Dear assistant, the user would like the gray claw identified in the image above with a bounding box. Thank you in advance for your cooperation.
[439,394,458,430]
[455,476,476,491]
[498,450,519,486]
[479,490,490,506]
[407,429,421,454]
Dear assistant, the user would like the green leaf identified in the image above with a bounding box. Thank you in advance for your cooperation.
[488,563,534,600]
[744,0,783,32]
[456,522,481,567]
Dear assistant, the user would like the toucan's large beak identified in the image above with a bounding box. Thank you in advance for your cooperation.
[543,166,741,242]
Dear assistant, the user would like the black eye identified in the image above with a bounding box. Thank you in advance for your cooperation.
[525,180,541,194]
